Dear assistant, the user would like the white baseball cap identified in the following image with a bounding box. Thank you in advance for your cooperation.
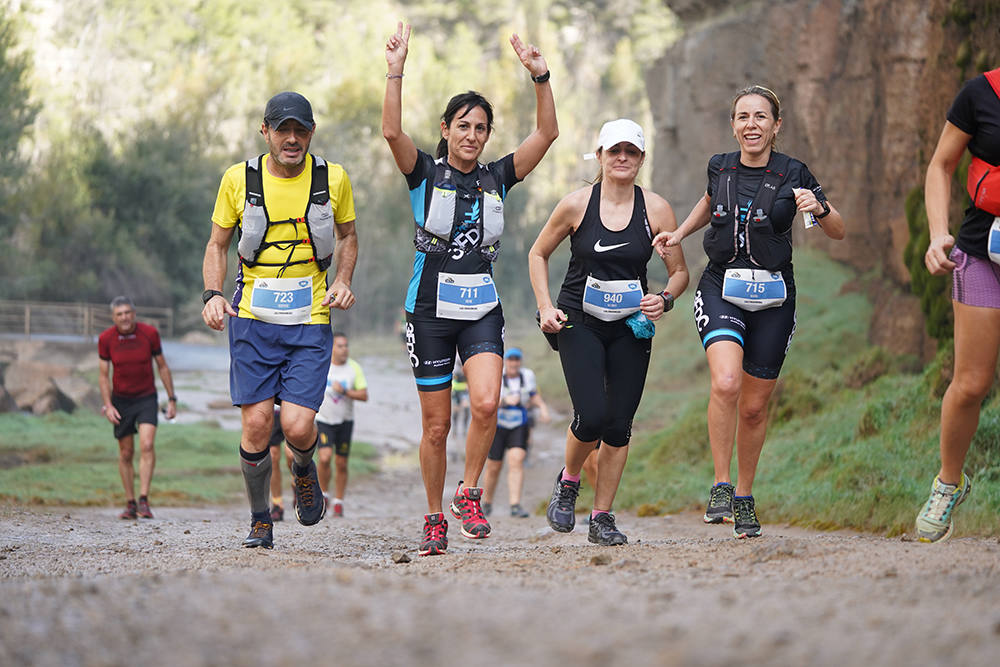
[597,118,645,152]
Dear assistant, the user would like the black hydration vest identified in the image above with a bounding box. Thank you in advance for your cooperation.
[702,151,792,271]
[237,154,335,274]
[413,158,505,261]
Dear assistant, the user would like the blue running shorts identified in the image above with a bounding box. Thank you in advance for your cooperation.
[229,317,332,411]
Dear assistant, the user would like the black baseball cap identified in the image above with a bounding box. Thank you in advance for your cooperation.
[263,92,315,130]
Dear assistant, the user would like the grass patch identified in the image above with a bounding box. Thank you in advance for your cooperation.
[0,412,379,506]
[619,248,1000,537]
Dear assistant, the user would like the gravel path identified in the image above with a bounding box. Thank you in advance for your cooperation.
[1,344,998,666]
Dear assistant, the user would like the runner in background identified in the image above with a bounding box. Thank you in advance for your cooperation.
[451,360,470,437]
[481,347,550,518]
[315,332,369,517]
[268,405,289,521]
[99,296,177,520]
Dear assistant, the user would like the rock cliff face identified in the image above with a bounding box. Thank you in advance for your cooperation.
[648,0,999,357]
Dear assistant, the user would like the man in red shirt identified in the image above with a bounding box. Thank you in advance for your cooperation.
[98,296,177,519]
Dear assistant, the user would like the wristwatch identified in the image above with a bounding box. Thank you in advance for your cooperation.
[202,289,224,304]
[531,70,550,83]
[660,291,674,312]
[815,199,831,219]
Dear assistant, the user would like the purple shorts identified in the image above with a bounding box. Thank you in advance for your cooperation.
[951,247,1000,309]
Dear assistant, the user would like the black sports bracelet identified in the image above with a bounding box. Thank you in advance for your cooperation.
[202,289,224,304]
[531,70,550,83]
[660,291,674,312]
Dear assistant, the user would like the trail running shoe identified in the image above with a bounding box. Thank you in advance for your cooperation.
[510,503,530,518]
[119,500,137,520]
[270,504,284,522]
[449,482,492,538]
[481,501,492,517]
[137,498,153,519]
[916,473,972,543]
[419,512,448,556]
[243,514,274,549]
[332,500,344,518]
[291,461,326,526]
[546,470,580,533]
[588,512,628,546]
[703,482,735,524]
[733,496,762,538]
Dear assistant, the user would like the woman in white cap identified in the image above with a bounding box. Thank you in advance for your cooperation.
[529,118,689,545]
[654,85,844,539]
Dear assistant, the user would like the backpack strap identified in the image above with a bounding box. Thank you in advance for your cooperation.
[750,152,792,223]
[310,155,330,207]
[984,68,1000,99]
[240,154,269,266]
[245,154,265,207]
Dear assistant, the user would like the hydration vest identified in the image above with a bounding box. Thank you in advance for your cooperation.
[703,151,793,271]
[501,370,528,403]
[414,158,504,259]
[237,154,336,273]
[965,68,1000,216]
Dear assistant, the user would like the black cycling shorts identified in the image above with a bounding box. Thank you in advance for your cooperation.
[111,392,158,440]
[556,310,651,448]
[404,307,504,392]
[487,424,529,460]
[692,269,796,380]
[317,420,354,457]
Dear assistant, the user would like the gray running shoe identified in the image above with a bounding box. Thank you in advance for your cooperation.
[481,501,492,517]
[510,503,530,518]
[588,512,627,546]
[732,496,762,538]
[546,470,579,533]
[292,461,326,526]
[703,482,735,524]
[916,473,972,543]
[243,514,274,549]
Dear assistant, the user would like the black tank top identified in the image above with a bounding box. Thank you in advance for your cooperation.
[557,183,653,312]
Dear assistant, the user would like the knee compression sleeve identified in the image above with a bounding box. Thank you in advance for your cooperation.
[240,447,272,514]
[288,436,318,474]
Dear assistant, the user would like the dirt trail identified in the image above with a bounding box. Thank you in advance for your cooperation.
[2,345,999,666]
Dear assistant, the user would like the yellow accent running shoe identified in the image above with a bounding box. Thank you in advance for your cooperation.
[915,473,971,543]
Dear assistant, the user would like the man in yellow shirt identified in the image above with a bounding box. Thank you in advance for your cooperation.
[201,91,358,549]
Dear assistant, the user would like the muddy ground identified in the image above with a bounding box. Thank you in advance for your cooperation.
[1,345,999,666]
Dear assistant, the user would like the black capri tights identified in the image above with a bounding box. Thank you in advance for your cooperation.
[556,313,652,447]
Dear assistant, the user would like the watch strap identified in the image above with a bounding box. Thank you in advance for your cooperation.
[202,289,224,304]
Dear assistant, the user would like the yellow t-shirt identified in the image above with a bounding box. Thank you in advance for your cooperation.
[212,154,356,324]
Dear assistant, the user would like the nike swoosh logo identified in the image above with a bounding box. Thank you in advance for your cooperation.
[594,240,630,253]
